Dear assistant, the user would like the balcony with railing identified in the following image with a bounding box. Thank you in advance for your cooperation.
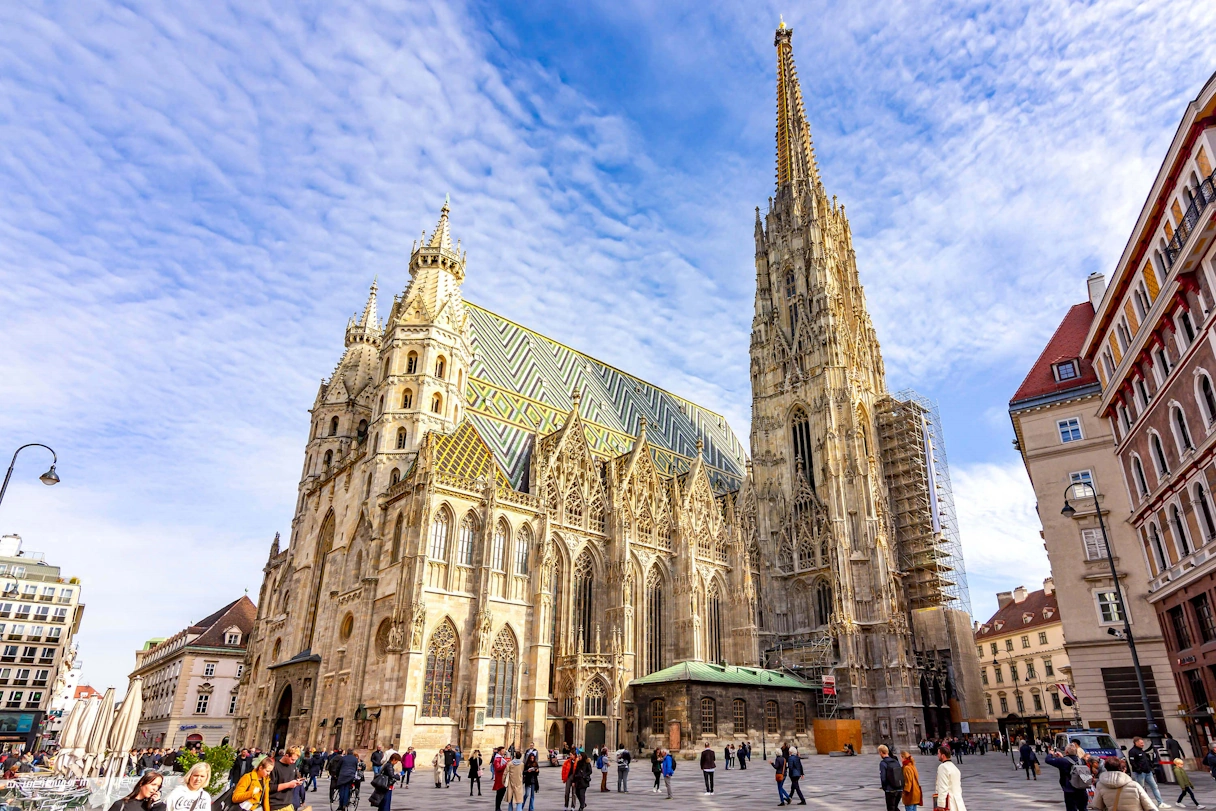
[1165,172,1216,268]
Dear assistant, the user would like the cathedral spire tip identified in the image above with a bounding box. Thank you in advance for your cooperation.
[773,22,819,192]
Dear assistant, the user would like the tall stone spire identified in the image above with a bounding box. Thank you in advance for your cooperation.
[345,278,381,347]
[773,21,819,193]
[428,194,454,252]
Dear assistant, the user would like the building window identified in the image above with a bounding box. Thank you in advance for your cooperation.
[986,695,994,715]
[1069,470,1094,497]
[402,389,413,409]
[1044,658,1054,677]
[1098,592,1125,623]
[650,699,665,731]
[733,699,746,733]
[203,663,215,678]
[793,701,806,734]
[1174,407,1195,452]
[329,416,339,436]
[491,521,507,571]
[1051,692,1061,710]
[195,694,209,714]
[1196,483,1216,542]
[1015,693,1025,714]
[1058,418,1083,443]
[1021,635,1030,649]
[429,509,450,559]
[486,629,517,718]
[1082,528,1108,561]
[431,394,442,414]
[515,526,530,576]
[995,665,1003,684]
[791,408,815,487]
[435,357,446,379]
[1194,594,1216,644]
[389,468,401,486]
[421,621,458,717]
[1032,692,1043,712]
[765,700,779,734]
[1151,432,1171,477]
[406,352,418,374]
[1172,504,1193,557]
[1055,361,1078,381]
[989,643,998,657]
[1186,669,1209,709]
[976,645,984,659]
[236,664,243,678]
[981,668,989,686]
[1026,661,1037,679]
[1171,605,1194,650]
[228,694,238,714]
[584,679,607,717]
[395,428,407,450]
[1005,638,1014,652]
[1038,631,1048,645]
[1010,662,1019,681]
[458,514,477,566]
[701,697,716,735]
[225,632,240,645]
[999,696,1008,714]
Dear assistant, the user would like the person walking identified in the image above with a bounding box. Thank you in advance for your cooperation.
[402,747,415,788]
[615,745,631,792]
[307,750,323,792]
[700,743,716,795]
[369,753,398,811]
[1091,757,1157,810]
[370,747,384,777]
[660,749,675,801]
[1045,743,1091,811]
[1174,759,1205,809]
[1167,734,1186,765]
[598,748,610,792]
[563,750,578,811]
[772,748,790,806]
[932,746,966,811]
[899,751,922,811]
[492,747,510,811]
[504,754,524,811]
[787,746,805,805]
[431,749,444,789]
[1019,740,1038,781]
[468,750,483,796]
[878,745,903,811]
[232,755,272,811]
[1204,743,1216,785]
[575,752,594,811]
[650,748,663,793]
[443,745,457,788]
[269,749,304,811]
[1128,737,1169,808]
[522,751,540,811]
[334,749,359,811]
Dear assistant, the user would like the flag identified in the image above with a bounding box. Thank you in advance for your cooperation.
[1058,683,1077,703]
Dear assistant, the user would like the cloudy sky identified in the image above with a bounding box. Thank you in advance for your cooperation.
[2,0,1214,694]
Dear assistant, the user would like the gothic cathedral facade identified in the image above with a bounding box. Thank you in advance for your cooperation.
[232,24,981,755]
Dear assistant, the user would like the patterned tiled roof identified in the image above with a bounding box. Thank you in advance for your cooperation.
[428,421,509,486]
[1010,303,1099,404]
[629,662,814,689]
[464,303,748,492]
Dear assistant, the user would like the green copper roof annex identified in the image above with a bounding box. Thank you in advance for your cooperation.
[628,662,816,690]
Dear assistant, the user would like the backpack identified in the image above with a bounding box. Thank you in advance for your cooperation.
[885,758,904,791]
[1068,761,1093,790]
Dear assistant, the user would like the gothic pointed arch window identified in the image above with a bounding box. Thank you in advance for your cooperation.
[421,621,457,717]
[486,628,518,718]
[390,514,403,564]
[429,507,451,560]
[323,450,333,470]
[402,389,414,409]
[515,524,530,576]
[645,567,665,675]
[574,550,594,652]
[357,419,368,443]
[304,510,337,647]
[457,513,477,566]
[790,407,814,488]
[389,468,401,486]
[590,499,605,534]
[637,510,653,546]
[583,678,608,717]
[796,531,815,570]
[814,579,832,628]
[566,487,584,527]
[706,581,723,664]
[491,520,508,571]
[396,428,407,449]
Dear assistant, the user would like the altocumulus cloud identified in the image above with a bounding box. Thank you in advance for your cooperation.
[0,0,1213,690]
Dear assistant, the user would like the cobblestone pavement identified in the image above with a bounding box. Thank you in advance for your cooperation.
[324,751,1216,811]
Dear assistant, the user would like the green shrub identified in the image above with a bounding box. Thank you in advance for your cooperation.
[177,744,235,795]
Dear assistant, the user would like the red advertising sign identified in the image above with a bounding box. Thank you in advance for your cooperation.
[822,675,836,696]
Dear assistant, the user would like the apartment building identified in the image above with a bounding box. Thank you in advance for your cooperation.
[131,597,254,748]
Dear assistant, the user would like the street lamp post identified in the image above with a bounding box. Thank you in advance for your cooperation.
[1062,482,1161,746]
[0,444,59,511]
[994,649,1025,768]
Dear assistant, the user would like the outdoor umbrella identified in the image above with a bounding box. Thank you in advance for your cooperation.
[54,699,87,775]
[82,687,115,777]
[66,697,100,777]
[103,678,143,779]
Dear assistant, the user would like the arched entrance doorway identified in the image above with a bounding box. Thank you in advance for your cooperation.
[584,721,606,751]
[547,723,561,751]
[272,685,292,750]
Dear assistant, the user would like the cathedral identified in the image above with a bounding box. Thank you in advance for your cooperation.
[231,23,983,756]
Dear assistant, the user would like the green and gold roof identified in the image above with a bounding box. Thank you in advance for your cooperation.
[463,303,748,492]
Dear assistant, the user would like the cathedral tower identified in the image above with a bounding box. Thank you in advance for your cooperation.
[749,22,921,745]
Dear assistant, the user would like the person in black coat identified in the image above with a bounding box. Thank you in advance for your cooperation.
[307,751,323,791]
[335,750,359,811]
[1018,741,1038,780]
[1044,744,1088,811]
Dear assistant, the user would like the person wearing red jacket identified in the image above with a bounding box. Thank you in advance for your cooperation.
[492,747,510,811]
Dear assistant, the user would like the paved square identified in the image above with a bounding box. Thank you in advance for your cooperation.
[358,751,1216,811]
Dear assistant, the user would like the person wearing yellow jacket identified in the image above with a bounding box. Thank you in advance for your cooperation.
[233,756,273,811]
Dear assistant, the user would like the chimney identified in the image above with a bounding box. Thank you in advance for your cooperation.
[1013,585,1029,603]
[996,591,1014,609]
[0,535,21,558]
[1043,577,1055,596]
[1087,272,1106,311]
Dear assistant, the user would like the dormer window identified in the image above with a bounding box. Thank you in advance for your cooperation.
[225,631,240,646]
[1054,360,1078,381]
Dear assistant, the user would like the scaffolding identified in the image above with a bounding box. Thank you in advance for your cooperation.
[876,390,972,616]
[764,633,839,719]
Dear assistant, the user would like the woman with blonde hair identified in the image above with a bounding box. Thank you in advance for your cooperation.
[898,751,923,811]
[165,763,212,811]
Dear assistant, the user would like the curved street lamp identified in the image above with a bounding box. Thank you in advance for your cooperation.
[0,444,60,511]
[1061,481,1160,746]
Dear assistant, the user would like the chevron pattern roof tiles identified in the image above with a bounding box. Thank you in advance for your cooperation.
[464,303,747,492]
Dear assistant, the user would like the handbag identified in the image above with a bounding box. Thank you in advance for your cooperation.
[1033,763,1040,775]
[372,772,392,791]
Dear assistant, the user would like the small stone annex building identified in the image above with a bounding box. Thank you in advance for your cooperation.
[233,23,983,757]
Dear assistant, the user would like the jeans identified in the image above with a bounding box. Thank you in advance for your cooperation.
[403,768,411,785]
[444,765,453,785]
[1134,771,1165,805]
[703,771,714,792]
[617,768,628,791]
[337,783,352,810]
[378,788,391,811]
[777,779,790,804]
[308,775,318,791]
[789,776,804,803]
[523,783,536,811]
[905,805,919,811]
[1180,786,1199,805]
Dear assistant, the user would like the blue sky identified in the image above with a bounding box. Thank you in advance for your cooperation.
[2,0,1214,693]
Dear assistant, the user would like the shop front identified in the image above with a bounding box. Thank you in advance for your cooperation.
[0,710,44,752]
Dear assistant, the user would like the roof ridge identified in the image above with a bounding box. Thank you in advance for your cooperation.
[1010,302,1094,404]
